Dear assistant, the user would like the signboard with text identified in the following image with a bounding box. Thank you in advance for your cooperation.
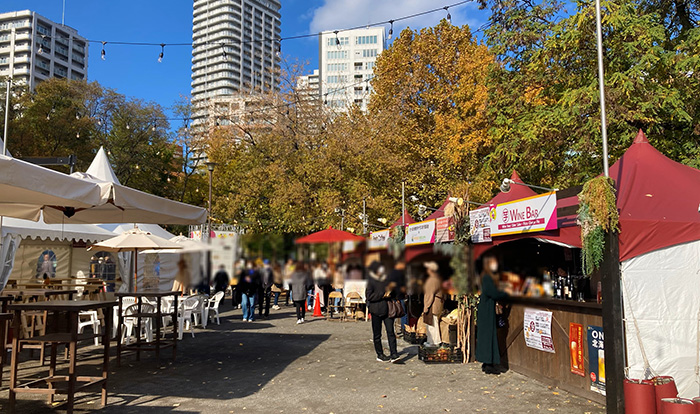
[523,308,555,353]
[469,207,492,243]
[368,229,390,250]
[569,323,585,377]
[489,191,558,237]
[405,219,436,246]
[435,216,455,243]
[587,325,606,396]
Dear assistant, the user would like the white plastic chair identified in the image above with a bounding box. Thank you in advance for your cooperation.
[113,296,137,338]
[78,310,100,346]
[184,294,206,327]
[203,291,225,326]
[121,303,154,345]
[177,296,199,340]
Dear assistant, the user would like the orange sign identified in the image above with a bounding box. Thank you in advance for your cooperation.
[569,323,584,377]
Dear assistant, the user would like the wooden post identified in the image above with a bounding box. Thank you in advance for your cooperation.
[600,231,625,413]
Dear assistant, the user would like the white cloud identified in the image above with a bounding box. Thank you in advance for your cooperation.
[309,0,486,35]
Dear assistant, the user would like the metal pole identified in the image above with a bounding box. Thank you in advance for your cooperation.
[362,198,367,234]
[3,28,15,156]
[207,167,213,290]
[595,0,610,178]
[401,181,405,227]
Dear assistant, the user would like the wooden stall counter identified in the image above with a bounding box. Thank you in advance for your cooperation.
[503,296,604,404]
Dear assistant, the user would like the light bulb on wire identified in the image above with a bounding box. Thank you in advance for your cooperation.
[158,43,165,63]
[101,41,106,60]
[388,20,394,39]
[444,6,452,24]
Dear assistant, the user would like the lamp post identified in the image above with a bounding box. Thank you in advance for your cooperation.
[205,161,217,290]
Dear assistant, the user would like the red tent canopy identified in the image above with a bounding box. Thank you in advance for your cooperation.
[295,226,365,244]
[426,197,452,221]
[489,170,537,205]
[390,209,416,228]
[613,130,700,261]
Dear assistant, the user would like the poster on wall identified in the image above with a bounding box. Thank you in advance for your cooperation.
[569,323,585,377]
[587,325,606,395]
[469,207,492,243]
[489,191,558,237]
[435,216,455,243]
[405,220,436,246]
[368,229,390,250]
[523,308,555,353]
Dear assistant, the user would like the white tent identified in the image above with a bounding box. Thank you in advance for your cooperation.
[42,147,207,225]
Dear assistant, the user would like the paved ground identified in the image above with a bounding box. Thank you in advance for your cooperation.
[0,303,605,413]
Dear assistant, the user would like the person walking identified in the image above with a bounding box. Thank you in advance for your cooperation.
[239,264,260,322]
[258,259,273,318]
[212,265,230,294]
[476,256,509,375]
[422,261,445,346]
[271,263,284,310]
[283,259,295,306]
[389,260,408,335]
[365,261,400,363]
[290,262,311,324]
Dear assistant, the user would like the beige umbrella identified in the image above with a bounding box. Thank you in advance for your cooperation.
[141,235,211,254]
[89,227,182,292]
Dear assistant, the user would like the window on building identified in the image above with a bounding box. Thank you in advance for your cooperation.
[355,35,378,45]
[36,250,57,279]
[362,49,378,58]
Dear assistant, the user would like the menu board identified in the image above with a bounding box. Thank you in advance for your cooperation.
[469,207,492,243]
[523,308,555,353]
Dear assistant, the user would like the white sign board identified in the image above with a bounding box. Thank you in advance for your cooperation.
[523,308,555,353]
[368,229,390,250]
[469,207,492,243]
[405,219,436,246]
[489,191,558,237]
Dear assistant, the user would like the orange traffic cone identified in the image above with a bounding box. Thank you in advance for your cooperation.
[313,292,323,317]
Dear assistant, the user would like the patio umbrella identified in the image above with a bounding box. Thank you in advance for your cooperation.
[141,235,211,254]
[294,226,366,244]
[89,227,182,291]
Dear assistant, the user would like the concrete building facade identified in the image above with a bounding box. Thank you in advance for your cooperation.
[191,0,281,106]
[0,10,88,91]
[317,27,385,112]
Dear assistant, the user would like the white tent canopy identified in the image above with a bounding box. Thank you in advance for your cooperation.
[1,214,115,242]
[41,147,207,225]
[0,153,103,221]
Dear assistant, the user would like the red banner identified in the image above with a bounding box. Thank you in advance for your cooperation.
[569,323,584,377]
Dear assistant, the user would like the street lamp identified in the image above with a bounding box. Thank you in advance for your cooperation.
[205,161,217,290]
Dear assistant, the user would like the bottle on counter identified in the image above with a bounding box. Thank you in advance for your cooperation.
[543,271,553,298]
[563,275,570,300]
[555,277,562,299]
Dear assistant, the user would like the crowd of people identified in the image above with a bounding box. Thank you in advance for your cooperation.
[208,255,509,371]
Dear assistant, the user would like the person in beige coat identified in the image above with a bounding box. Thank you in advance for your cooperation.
[422,261,445,345]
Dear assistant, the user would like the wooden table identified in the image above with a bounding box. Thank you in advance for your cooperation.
[115,291,179,366]
[1,289,78,301]
[0,312,11,382]
[7,300,115,413]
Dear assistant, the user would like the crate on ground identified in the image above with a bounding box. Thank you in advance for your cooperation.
[403,331,427,344]
[418,344,463,363]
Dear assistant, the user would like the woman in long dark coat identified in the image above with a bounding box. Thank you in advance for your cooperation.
[476,256,509,375]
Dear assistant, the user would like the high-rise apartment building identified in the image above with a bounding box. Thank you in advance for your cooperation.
[296,69,319,101]
[0,10,88,91]
[191,0,281,106]
[318,27,385,112]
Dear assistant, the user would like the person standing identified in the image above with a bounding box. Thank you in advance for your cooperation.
[271,263,284,310]
[290,262,311,324]
[213,265,230,294]
[239,264,260,322]
[365,261,400,363]
[389,260,408,335]
[283,259,295,306]
[422,261,445,346]
[312,262,328,312]
[258,259,273,318]
[332,264,345,311]
[476,256,509,375]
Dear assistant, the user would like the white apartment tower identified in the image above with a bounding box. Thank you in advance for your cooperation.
[318,27,385,112]
[191,0,281,106]
[0,10,88,91]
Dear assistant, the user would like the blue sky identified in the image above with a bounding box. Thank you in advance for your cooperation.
[2,1,488,120]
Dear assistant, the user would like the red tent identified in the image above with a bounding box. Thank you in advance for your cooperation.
[612,130,700,261]
[426,196,452,221]
[489,170,538,206]
[390,209,416,228]
[295,226,365,244]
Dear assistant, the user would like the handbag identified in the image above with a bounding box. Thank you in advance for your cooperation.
[387,299,405,319]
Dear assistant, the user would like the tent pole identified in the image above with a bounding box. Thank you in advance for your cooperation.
[133,248,138,293]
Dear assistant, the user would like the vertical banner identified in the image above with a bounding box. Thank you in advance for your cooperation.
[523,309,555,353]
[435,216,455,243]
[587,325,606,396]
[469,207,492,243]
[569,323,584,376]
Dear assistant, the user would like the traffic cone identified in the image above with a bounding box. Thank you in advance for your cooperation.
[313,292,323,317]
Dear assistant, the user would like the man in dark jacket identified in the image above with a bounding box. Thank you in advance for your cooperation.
[365,261,400,363]
[213,265,230,294]
[258,260,273,318]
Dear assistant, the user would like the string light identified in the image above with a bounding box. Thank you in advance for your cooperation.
[101,41,106,60]
[158,43,165,63]
[334,30,340,46]
[76,132,80,138]
[275,40,281,58]
[126,123,130,130]
[221,45,227,60]
[37,36,45,54]
[388,20,394,39]
[445,6,452,24]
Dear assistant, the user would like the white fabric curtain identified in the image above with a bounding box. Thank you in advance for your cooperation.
[0,233,22,290]
[117,251,132,292]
